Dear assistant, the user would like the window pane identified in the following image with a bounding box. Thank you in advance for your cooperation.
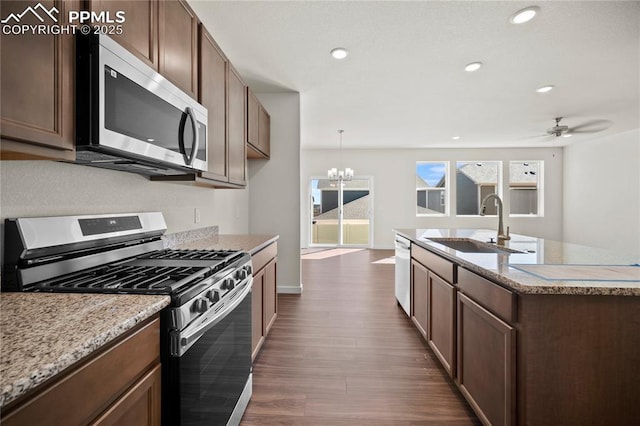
[341,179,370,246]
[456,161,500,215]
[311,179,339,244]
[416,162,447,215]
[509,161,542,215]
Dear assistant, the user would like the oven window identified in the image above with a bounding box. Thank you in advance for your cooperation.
[171,294,251,424]
[104,65,206,161]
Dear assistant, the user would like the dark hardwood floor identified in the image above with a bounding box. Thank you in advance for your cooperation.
[241,249,480,425]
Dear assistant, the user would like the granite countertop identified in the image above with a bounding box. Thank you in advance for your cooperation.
[0,293,170,408]
[173,234,278,255]
[395,228,640,296]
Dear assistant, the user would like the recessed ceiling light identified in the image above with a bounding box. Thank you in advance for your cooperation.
[536,85,554,93]
[452,136,460,140]
[464,62,482,72]
[510,6,540,24]
[330,47,348,59]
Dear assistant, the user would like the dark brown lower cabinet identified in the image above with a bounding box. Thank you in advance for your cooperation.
[251,241,278,361]
[92,364,161,426]
[251,268,264,359]
[427,272,456,377]
[263,260,277,335]
[410,259,428,337]
[1,316,161,426]
[457,293,515,426]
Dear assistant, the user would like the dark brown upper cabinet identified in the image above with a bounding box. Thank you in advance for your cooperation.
[84,0,158,70]
[158,0,198,99]
[0,0,78,160]
[246,87,271,159]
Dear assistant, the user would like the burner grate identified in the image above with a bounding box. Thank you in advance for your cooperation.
[36,263,208,292]
[140,249,241,261]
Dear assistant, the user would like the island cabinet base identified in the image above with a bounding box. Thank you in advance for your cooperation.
[516,294,640,425]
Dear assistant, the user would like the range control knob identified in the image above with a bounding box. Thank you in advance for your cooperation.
[192,298,208,313]
[222,278,235,290]
[235,269,248,280]
[245,265,253,275]
[206,290,220,304]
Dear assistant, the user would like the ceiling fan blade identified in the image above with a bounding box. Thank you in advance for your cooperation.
[570,119,612,134]
[518,134,549,140]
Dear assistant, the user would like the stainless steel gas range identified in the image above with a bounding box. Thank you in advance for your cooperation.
[2,212,252,426]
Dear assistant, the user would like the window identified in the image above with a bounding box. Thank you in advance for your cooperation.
[509,161,543,216]
[416,162,448,215]
[455,161,501,215]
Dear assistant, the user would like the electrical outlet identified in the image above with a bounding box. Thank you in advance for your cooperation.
[194,208,201,224]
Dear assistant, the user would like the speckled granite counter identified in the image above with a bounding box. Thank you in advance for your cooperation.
[395,228,640,296]
[0,293,170,408]
[173,234,278,255]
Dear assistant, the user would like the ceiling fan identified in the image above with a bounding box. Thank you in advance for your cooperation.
[545,116,612,138]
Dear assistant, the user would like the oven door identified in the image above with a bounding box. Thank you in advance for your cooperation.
[164,279,252,426]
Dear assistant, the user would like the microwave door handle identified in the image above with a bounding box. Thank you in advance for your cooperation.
[182,106,199,166]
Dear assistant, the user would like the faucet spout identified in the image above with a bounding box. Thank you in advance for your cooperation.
[480,194,510,245]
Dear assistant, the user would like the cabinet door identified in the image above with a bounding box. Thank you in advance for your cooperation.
[158,0,198,98]
[258,104,271,157]
[411,260,428,338]
[227,65,247,185]
[263,260,277,335]
[0,0,76,160]
[246,88,260,149]
[457,293,515,426]
[86,0,158,69]
[91,364,161,426]
[427,272,456,377]
[251,269,264,360]
[198,24,228,182]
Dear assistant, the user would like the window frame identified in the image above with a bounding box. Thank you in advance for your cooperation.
[454,160,502,217]
[416,161,450,217]
[508,160,544,217]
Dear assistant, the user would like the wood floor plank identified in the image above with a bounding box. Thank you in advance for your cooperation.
[240,249,480,424]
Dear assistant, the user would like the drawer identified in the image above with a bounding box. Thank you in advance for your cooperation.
[457,268,516,323]
[411,243,456,283]
[2,317,160,426]
[252,242,277,274]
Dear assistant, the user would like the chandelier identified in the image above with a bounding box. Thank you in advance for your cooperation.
[327,129,354,182]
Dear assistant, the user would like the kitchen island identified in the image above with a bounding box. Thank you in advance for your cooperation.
[395,228,640,426]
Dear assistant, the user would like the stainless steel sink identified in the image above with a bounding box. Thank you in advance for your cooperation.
[426,238,523,254]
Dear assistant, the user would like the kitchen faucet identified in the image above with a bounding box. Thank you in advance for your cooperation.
[480,194,511,245]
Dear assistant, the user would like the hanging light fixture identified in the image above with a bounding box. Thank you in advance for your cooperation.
[327,129,354,182]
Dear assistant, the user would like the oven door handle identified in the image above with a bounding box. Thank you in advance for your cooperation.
[174,277,252,357]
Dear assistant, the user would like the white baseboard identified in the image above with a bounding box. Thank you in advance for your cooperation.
[277,284,303,294]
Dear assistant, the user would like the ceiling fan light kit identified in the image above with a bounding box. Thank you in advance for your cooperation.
[547,117,570,137]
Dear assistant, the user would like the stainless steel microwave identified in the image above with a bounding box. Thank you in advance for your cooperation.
[75,34,207,176]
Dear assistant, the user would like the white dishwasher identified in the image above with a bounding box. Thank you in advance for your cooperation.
[394,235,411,316]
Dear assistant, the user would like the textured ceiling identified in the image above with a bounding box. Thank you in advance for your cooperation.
[189,1,640,149]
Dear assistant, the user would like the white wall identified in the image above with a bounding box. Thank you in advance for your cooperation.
[563,129,640,256]
[301,147,563,249]
[249,93,302,293]
[0,161,249,234]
